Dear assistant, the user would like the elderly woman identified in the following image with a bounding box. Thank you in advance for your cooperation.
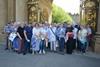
[31,23,41,55]
[47,24,57,52]
[78,25,88,53]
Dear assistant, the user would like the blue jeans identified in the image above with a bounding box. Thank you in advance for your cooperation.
[81,42,88,53]
[39,40,46,51]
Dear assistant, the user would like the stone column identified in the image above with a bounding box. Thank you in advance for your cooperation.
[7,0,15,22]
[0,0,8,31]
[95,2,100,53]
[48,10,52,23]
[97,3,100,33]
[15,0,28,22]
[0,0,8,42]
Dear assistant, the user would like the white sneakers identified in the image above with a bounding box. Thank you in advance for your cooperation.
[32,51,34,55]
[39,50,46,54]
[39,50,42,54]
[43,50,46,54]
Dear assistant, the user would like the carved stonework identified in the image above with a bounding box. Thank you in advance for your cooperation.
[27,0,53,23]
[80,0,99,31]
[27,0,39,23]
[84,0,98,31]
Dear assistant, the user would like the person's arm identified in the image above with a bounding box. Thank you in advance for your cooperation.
[45,30,48,47]
[65,33,68,42]
[17,32,22,40]
[78,31,81,41]
[24,30,29,42]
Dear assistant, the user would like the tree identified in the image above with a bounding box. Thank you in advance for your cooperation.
[52,4,73,23]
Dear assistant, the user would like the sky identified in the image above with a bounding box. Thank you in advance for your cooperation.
[53,0,80,14]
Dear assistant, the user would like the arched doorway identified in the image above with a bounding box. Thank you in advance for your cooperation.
[27,0,52,23]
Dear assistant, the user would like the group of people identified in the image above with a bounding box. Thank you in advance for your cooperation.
[4,21,95,55]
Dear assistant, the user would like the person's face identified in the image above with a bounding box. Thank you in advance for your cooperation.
[21,24,24,28]
[80,25,84,29]
[11,22,14,25]
[39,24,43,27]
[35,24,39,28]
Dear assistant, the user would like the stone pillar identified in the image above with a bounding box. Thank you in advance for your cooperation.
[0,0,8,31]
[0,0,8,42]
[97,3,100,33]
[95,2,100,53]
[48,10,52,23]
[15,0,28,22]
[8,0,15,22]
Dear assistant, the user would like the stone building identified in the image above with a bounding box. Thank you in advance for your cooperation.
[0,0,53,32]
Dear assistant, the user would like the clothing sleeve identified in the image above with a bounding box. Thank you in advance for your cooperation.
[32,28,34,36]
[78,31,81,41]
[17,27,20,33]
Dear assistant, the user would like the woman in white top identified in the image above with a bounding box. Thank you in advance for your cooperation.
[78,25,88,53]
[31,23,41,54]
[48,24,57,51]
[39,23,47,54]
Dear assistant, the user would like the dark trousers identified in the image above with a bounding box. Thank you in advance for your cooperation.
[23,39,31,54]
[5,35,9,49]
[77,39,81,51]
[39,40,46,52]
[66,38,74,54]
[80,42,88,53]
[5,34,13,50]
[73,39,76,50]
[59,37,65,52]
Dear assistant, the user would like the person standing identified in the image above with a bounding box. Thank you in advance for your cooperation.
[58,24,66,54]
[73,25,78,50]
[39,23,47,54]
[31,23,41,55]
[24,23,32,54]
[78,25,88,53]
[4,23,12,50]
[66,25,74,54]
[48,24,57,52]
[10,22,19,52]
[17,23,25,55]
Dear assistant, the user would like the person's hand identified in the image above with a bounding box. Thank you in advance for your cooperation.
[27,39,30,42]
[20,37,22,40]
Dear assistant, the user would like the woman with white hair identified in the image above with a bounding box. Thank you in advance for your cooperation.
[31,23,41,54]
[48,24,57,52]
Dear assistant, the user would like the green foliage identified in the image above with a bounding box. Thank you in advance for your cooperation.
[52,4,73,23]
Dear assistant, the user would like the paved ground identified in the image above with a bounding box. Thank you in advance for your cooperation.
[0,44,100,67]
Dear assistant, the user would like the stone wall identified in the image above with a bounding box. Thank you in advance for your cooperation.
[7,0,15,22]
[16,0,28,22]
[0,0,7,30]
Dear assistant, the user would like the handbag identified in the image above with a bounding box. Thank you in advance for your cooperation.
[9,32,17,42]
